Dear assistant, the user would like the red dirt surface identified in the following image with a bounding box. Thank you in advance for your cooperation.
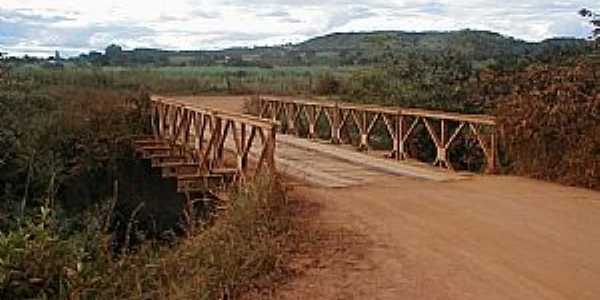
[277,176,600,299]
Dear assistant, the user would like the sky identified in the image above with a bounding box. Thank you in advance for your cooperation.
[0,0,597,57]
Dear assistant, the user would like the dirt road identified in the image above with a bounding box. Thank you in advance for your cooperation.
[166,95,600,299]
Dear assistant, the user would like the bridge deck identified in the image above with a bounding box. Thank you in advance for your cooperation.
[155,95,465,187]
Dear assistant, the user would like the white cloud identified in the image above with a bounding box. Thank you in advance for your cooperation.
[0,0,597,57]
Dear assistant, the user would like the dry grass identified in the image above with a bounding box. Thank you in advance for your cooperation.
[85,176,301,299]
[0,175,312,299]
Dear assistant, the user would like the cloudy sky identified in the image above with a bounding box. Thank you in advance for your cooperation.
[0,0,597,57]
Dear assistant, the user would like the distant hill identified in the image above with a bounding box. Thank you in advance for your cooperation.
[76,30,590,67]
[296,30,588,61]
[299,30,526,52]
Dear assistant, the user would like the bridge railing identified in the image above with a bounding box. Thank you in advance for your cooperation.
[257,96,497,173]
[151,97,278,178]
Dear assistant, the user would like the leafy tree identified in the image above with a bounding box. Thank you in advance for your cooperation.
[580,8,600,47]
[0,53,9,80]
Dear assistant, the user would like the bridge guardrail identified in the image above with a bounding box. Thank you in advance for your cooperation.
[258,96,497,173]
[151,97,278,179]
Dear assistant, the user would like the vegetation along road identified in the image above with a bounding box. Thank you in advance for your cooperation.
[178,95,600,300]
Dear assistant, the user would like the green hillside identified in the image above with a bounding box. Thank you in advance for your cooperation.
[69,30,590,67]
[296,30,588,63]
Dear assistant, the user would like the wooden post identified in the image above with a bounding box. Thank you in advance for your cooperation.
[307,106,316,139]
[359,111,368,151]
[182,110,191,152]
[423,118,447,169]
[212,116,223,169]
[171,107,179,144]
[273,102,281,123]
[194,113,202,154]
[286,103,296,134]
[151,104,158,138]
[438,120,449,169]
[269,125,277,173]
[160,105,168,139]
[486,129,498,174]
[331,107,341,144]
[239,123,247,174]
[391,114,399,159]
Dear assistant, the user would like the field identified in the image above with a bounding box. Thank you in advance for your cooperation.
[11,65,359,96]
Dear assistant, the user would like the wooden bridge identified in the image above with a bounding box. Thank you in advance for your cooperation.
[134,97,278,195]
[134,96,498,194]
[257,96,498,173]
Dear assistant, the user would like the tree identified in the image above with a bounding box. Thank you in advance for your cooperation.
[105,44,123,58]
[0,52,8,80]
[580,8,600,47]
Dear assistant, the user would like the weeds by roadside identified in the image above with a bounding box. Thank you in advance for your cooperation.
[0,175,301,299]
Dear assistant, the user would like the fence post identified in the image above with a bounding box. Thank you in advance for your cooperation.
[359,111,368,151]
[269,125,277,173]
[331,106,341,144]
[397,114,407,160]
[286,103,296,134]
[151,103,158,139]
[257,97,264,118]
[392,112,399,159]
[486,129,498,174]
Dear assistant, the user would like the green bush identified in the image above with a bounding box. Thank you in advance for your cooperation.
[0,83,149,228]
[315,72,341,95]
[0,206,106,299]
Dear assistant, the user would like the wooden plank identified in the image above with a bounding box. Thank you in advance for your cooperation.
[152,97,278,129]
[257,96,496,125]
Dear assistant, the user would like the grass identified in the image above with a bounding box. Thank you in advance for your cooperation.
[0,175,299,299]
[11,65,360,96]
[151,176,293,299]
[97,175,296,299]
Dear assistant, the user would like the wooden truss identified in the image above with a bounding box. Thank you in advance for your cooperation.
[258,97,498,173]
[137,97,278,194]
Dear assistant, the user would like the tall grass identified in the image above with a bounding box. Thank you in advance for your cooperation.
[12,65,359,96]
[0,176,294,299]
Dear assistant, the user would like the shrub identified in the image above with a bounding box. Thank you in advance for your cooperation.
[315,72,341,95]
[0,206,107,299]
[0,83,150,227]
[488,60,600,189]
[133,175,292,299]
